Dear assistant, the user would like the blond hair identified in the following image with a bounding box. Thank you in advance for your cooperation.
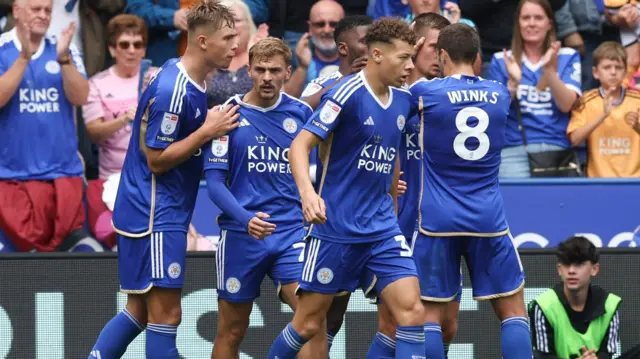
[249,37,292,66]
[593,41,627,67]
[187,0,235,33]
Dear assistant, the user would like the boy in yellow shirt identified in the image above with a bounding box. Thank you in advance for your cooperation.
[568,41,640,177]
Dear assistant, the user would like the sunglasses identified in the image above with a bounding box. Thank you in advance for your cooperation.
[117,41,144,50]
[311,21,338,29]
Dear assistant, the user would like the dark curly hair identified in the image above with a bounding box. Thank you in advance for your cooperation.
[363,18,417,47]
[556,236,600,265]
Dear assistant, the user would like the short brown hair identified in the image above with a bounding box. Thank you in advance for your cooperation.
[106,14,148,47]
[437,23,480,65]
[412,12,450,36]
[249,37,292,66]
[364,18,417,47]
[187,0,235,32]
[593,41,627,67]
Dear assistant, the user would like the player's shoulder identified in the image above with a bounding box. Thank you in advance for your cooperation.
[312,71,341,85]
[491,50,509,62]
[573,88,600,112]
[325,72,365,105]
[0,29,16,50]
[409,77,443,93]
[282,92,314,115]
[479,76,509,92]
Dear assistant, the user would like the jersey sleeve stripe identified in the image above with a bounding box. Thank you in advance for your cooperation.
[177,77,188,114]
[565,83,582,96]
[333,76,362,104]
[337,82,363,105]
[169,73,186,114]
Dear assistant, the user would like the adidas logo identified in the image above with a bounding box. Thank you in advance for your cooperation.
[239,118,250,127]
[195,108,201,118]
[364,116,375,126]
[89,350,102,358]
[105,93,114,98]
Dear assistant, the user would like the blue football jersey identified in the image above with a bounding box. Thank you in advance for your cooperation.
[412,75,511,236]
[0,29,85,180]
[203,92,313,232]
[488,48,582,148]
[397,92,421,239]
[304,71,411,243]
[112,59,209,235]
[300,70,343,98]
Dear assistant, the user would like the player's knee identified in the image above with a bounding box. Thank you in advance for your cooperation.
[294,316,325,339]
[148,304,182,326]
[126,295,148,326]
[492,291,527,320]
[218,321,249,346]
[441,318,458,343]
[394,299,425,326]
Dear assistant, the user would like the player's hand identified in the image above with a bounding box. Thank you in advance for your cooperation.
[202,104,240,139]
[349,56,367,74]
[397,171,407,197]
[443,1,462,24]
[296,33,313,69]
[248,212,276,239]
[248,24,269,50]
[16,20,32,60]
[173,9,188,31]
[578,346,597,359]
[56,21,76,59]
[301,192,327,224]
[541,41,561,71]
[502,49,522,83]
[414,36,425,54]
[625,109,640,132]
[563,32,585,56]
[603,86,616,116]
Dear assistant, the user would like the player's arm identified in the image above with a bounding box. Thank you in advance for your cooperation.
[204,169,275,239]
[0,50,29,109]
[567,98,605,147]
[390,156,401,214]
[144,103,240,175]
[290,129,327,224]
[302,79,341,110]
[60,44,90,106]
[529,302,560,358]
[541,50,580,113]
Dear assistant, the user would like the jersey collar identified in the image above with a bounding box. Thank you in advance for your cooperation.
[598,86,625,107]
[8,28,47,60]
[359,71,393,110]
[235,91,283,112]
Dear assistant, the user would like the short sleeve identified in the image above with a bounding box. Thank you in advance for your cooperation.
[560,50,582,96]
[487,55,508,86]
[82,78,105,124]
[0,53,6,77]
[69,43,87,78]
[567,100,588,134]
[203,135,230,171]
[144,83,184,149]
[302,97,343,140]
[301,81,324,98]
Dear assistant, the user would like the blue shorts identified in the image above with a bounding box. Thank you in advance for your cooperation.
[298,235,417,295]
[413,232,524,301]
[216,227,306,303]
[118,231,187,293]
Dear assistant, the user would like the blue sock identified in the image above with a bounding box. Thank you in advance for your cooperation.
[443,343,450,359]
[268,323,308,359]
[365,332,396,359]
[424,322,445,359]
[88,309,144,359]
[146,323,179,358]
[501,317,533,359]
[395,325,425,359]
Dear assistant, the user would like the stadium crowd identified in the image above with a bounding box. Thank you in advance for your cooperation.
[0,0,638,252]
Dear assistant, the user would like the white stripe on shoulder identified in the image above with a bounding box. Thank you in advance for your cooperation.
[169,72,187,114]
[333,76,363,105]
[392,86,411,95]
[283,92,313,112]
[493,50,510,60]
[0,31,13,47]
[559,47,578,56]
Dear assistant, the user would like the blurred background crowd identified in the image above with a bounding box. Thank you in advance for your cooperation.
[0,0,639,254]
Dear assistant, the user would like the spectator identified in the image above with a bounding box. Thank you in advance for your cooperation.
[567,42,640,178]
[267,0,315,69]
[403,0,475,28]
[244,0,269,25]
[206,0,268,107]
[125,0,182,66]
[604,0,640,87]
[0,0,98,252]
[178,0,199,56]
[283,0,344,98]
[488,0,582,178]
[555,0,620,91]
[528,236,623,358]
[458,0,566,77]
[0,0,125,77]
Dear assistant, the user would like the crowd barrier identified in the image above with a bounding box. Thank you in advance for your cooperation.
[0,249,638,358]
[191,178,640,248]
